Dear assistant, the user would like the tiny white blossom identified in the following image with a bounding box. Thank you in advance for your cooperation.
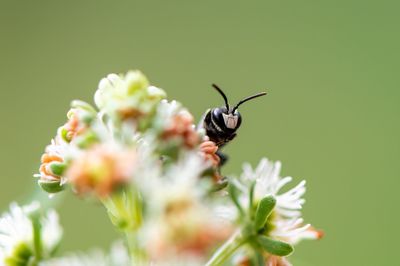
[94,71,166,117]
[237,158,321,244]
[0,203,35,263]
[0,202,63,264]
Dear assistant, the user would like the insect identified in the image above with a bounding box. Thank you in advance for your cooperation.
[202,84,267,165]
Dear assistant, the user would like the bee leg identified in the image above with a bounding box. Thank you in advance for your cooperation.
[216,150,229,167]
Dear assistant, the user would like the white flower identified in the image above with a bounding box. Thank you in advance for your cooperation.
[0,202,63,264]
[138,153,233,264]
[94,73,128,110]
[237,158,321,245]
[41,241,130,266]
[94,71,166,116]
[0,203,35,263]
[36,137,70,184]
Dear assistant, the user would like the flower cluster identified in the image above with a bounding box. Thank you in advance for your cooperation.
[0,70,322,265]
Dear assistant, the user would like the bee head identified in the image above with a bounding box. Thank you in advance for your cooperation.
[211,84,266,131]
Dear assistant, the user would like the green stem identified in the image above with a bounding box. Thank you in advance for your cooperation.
[205,231,247,266]
[30,212,42,265]
[125,230,147,266]
[101,188,147,265]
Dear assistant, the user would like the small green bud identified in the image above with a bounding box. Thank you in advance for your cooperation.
[60,127,71,142]
[38,180,66,193]
[48,162,66,176]
[75,131,99,149]
[254,195,276,229]
[257,236,294,256]
[125,70,149,95]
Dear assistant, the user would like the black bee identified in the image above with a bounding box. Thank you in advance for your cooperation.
[202,84,266,165]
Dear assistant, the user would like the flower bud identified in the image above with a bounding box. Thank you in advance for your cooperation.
[162,110,200,149]
[94,73,120,109]
[37,138,68,194]
[59,105,96,143]
[74,131,99,149]
[147,85,167,99]
[125,70,149,95]
[94,71,166,123]
[48,161,67,176]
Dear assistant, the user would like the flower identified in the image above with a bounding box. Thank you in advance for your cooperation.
[238,158,322,245]
[36,137,70,193]
[199,140,220,168]
[58,101,100,149]
[161,109,200,149]
[140,153,233,264]
[152,100,201,151]
[59,108,90,143]
[0,202,62,265]
[67,144,136,197]
[94,71,166,122]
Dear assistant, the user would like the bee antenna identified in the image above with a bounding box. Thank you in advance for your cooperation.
[232,92,267,113]
[212,84,230,111]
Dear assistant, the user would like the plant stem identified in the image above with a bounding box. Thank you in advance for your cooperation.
[125,230,147,266]
[205,231,247,266]
[101,187,147,265]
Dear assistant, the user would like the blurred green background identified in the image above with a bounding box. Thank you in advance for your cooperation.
[0,1,399,265]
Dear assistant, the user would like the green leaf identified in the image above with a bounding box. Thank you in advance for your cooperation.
[248,180,256,213]
[257,236,293,256]
[254,195,276,229]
